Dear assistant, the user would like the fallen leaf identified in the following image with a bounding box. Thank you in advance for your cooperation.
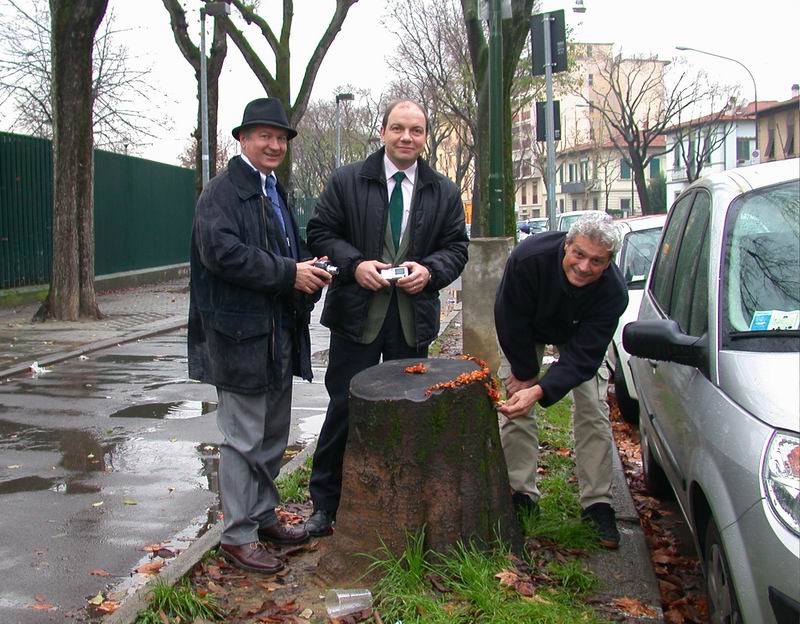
[87,592,104,605]
[135,560,164,574]
[425,573,450,593]
[495,569,520,586]
[141,543,164,552]
[92,501,104,507]
[29,602,55,610]
[612,597,658,617]
[89,568,111,577]
[515,580,536,597]
[7,464,20,469]
[96,600,119,614]
[299,608,313,619]
[123,499,137,505]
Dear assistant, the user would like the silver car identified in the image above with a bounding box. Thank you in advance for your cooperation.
[623,158,800,624]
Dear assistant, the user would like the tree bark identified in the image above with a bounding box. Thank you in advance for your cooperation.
[37,0,107,321]
[317,358,521,585]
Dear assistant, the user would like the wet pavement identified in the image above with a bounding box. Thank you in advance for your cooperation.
[0,280,332,623]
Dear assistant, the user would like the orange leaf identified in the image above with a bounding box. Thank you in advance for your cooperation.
[515,581,536,597]
[612,597,658,617]
[96,600,119,614]
[404,363,427,374]
[495,569,520,587]
[141,543,163,552]
[135,560,164,574]
[89,568,111,577]
[29,602,54,610]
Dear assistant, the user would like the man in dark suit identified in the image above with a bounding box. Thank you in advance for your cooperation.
[303,99,469,536]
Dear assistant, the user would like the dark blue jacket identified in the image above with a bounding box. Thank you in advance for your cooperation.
[495,231,627,406]
[188,156,315,394]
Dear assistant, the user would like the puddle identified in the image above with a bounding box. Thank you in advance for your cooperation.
[0,476,56,494]
[109,401,217,420]
[93,354,186,365]
[297,410,326,443]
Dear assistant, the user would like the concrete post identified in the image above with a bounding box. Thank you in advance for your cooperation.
[461,237,514,374]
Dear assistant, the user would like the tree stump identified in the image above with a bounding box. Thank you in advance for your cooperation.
[317,357,521,584]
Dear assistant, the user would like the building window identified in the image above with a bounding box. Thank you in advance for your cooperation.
[588,73,594,86]
[765,128,775,159]
[736,137,751,163]
[592,197,599,210]
[649,159,660,178]
[559,165,564,184]
[589,126,595,140]
[521,182,527,205]
[581,160,589,180]
[572,199,578,211]
[559,198,565,213]
[785,122,796,156]
[620,159,631,179]
[586,44,593,57]
[568,163,576,182]
[620,198,631,214]
[531,181,539,204]
[673,142,682,169]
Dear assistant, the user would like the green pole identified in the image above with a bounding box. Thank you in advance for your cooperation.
[487,0,505,237]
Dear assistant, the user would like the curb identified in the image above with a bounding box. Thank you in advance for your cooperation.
[0,317,187,381]
[104,439,317,624]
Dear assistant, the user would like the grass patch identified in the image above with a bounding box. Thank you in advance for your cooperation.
[367,531,607,623]
[275,455,312,503]
[134,578,224,623]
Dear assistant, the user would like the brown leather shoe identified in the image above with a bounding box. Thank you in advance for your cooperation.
[258,522,310,546]
[220,542,284,574]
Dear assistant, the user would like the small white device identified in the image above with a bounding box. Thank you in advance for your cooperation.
[380,266,409,281]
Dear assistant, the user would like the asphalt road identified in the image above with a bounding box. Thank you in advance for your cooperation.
[0,328,330,623]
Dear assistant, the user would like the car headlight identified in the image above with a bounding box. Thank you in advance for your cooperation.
[763,431,800,535]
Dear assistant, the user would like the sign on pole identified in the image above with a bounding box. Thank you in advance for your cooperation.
[536,101,561,142]
[530,9,567,76]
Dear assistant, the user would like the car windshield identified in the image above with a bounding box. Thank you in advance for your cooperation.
[558,214,582,231]
[723,179,799,345]
[618,227,661,289]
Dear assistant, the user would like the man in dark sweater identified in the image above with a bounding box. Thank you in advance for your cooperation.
[494,212,627,548]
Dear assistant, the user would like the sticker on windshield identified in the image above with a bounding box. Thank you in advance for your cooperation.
[749,310,800,331]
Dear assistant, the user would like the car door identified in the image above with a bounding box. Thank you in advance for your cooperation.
[635,191,711,500]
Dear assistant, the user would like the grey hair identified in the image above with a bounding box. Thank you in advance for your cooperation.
[565,212,622,256]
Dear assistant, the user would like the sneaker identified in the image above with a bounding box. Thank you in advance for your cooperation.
[581,502,620,549]
[512,492,540,519]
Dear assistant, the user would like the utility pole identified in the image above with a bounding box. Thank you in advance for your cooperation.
[487,0,505,236]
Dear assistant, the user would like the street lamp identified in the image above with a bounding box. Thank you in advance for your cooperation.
[335,92,354,168]
[676,46,759,160]
[200,1,231,188]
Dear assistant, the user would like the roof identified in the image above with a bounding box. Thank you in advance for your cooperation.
[558,133,666,157]
[664,101,777,133]
[757,96,800,114]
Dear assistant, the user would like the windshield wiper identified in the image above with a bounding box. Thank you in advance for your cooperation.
[729,329,800,339]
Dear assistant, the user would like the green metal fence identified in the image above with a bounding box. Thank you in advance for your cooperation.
[0,131,195,289]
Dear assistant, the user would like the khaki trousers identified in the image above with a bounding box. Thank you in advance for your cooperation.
[498,346,613,509]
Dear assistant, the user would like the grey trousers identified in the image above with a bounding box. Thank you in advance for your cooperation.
[498,346,613,509]
[216,330,293,546]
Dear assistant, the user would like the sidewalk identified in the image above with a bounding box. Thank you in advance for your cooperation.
[0,278,663,622]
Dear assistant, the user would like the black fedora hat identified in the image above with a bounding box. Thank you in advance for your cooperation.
[232,97,297,140]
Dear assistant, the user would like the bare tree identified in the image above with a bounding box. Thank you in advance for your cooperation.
[0,0,164,152]
[178,130,238,174]
[672,92,740,182]
[162,0,227,197]
[218,0,358,190]
[579,51,731,214]
[34,0,108,322]
[291,88,381,198]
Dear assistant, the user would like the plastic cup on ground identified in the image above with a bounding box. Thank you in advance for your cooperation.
[324,588,373,618]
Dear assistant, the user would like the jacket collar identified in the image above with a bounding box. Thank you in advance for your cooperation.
[360,147,438,188]
[228,155,265,200]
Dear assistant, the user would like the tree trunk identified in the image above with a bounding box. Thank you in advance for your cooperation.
[317,358,521,585]
[37,0,107,321]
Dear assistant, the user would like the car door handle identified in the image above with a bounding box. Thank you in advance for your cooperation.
[647,359,659,369]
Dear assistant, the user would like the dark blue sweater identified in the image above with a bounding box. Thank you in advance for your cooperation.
[494,231,628,407]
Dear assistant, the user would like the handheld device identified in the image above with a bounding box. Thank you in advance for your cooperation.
[313,259,339,276]
[380,266,409,281]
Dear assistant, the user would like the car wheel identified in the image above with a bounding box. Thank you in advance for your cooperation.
[641,424,670,497]
[704,519,743,624]
[614,365,640,425]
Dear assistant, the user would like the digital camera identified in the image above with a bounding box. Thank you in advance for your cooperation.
[380,266,409,280]
[313,259,339,276]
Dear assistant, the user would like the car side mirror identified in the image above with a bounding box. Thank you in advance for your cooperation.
[623,319,707,368]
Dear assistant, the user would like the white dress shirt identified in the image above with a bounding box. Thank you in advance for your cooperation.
[384,155,417,240]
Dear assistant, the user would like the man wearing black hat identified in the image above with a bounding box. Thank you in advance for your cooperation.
[188,98,332,573]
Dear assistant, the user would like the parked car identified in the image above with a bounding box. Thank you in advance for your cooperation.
[518,217,549,241]
[623,158,800,624]
[555,209,605,231]
[607,214,667,423]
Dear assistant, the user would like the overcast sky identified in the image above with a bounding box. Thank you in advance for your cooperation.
[98,0,800,164]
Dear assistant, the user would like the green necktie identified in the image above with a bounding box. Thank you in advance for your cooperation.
[389,171,405,250]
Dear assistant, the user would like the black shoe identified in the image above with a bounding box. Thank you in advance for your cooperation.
[512,492,540,519]
[305,509,335,537]
[581,502,620,549]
